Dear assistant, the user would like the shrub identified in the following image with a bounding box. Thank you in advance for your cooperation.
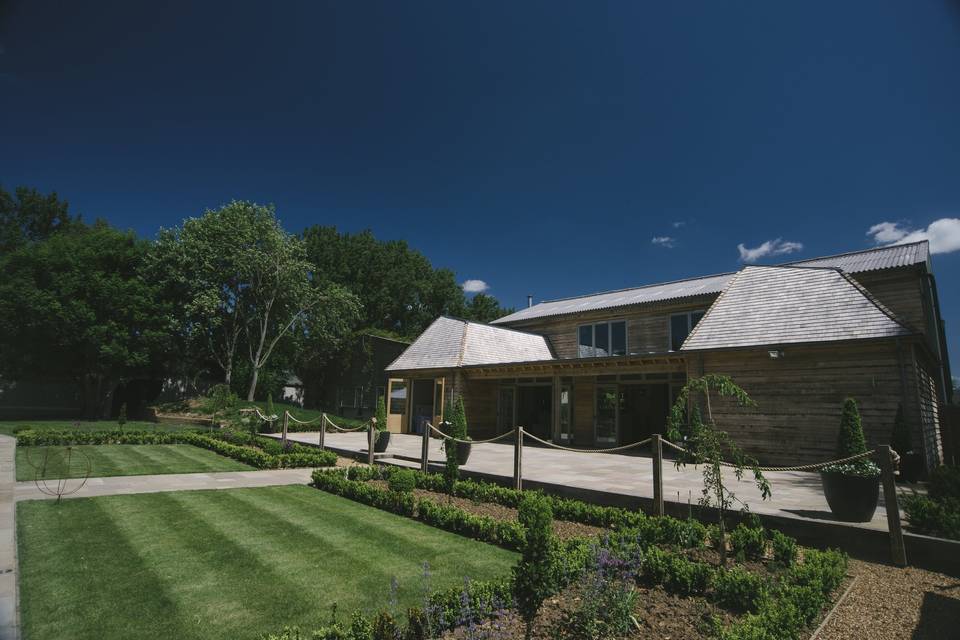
[729,523,766,561]
[712,566,769,613]
[555,566,637,640]
[388,468,416,494]
[771,530,797,566]
[821,398,880,477]
[513,493,556,639]
[902,493,960,541]
[442,396,468,495]
[928,465,960,500]
[371,611,399,640]
[375,396,388,432]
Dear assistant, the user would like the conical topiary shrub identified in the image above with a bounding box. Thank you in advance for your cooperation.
[836,397,868,459]
[821,397,881,522]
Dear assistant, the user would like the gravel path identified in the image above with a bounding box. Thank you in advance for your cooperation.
[817,560,960,640]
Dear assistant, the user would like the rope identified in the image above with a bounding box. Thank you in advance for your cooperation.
[522,430,652,454]
[285,411,323,426]
[322,414,368,432]
[661,439,879,472]
[252,408,279,423]
[427,423,517,444]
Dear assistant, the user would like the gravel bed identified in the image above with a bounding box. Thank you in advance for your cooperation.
[816,559,960,640]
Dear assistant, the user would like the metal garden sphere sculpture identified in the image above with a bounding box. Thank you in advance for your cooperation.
[24,445,92,503]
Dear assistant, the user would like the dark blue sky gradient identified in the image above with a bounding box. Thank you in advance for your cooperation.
[1,2,959,376]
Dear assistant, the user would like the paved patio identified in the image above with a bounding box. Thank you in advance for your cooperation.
[271,431,897,531]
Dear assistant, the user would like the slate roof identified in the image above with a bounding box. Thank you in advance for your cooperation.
[385,316,554,372]
[679,265,913,351]
[491,241,930,326]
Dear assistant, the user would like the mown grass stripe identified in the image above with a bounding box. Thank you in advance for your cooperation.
[17,498,193,640]
[105,490,317,637]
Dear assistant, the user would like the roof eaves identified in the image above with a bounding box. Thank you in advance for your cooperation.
[678,268,743,351]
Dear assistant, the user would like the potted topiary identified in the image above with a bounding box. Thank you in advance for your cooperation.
[820,398,881,522]
[373,396,390,452]
[891,403,921,483]
[442,396,472,465]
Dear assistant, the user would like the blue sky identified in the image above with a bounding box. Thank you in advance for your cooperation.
[1,2,958,379]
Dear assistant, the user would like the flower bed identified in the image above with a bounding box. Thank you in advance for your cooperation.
[16,429,338,470]
[305,466,850,640]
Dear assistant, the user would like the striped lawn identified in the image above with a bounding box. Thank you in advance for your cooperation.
[17,485,517,640]
[15,444,252,481]
[0,420,201,437]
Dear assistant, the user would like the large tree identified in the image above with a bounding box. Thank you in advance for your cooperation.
[0,185,79,253]
[302,226,512,336]
[151,202,360,400]
[0,221,173,418]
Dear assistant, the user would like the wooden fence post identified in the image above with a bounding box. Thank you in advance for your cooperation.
[281,411,289,448]
[878,444,907,567]
[513,427,524,491]
[367,422,375,466]
[421,421,430,473]
[652,433,664,517]
[318,413,326,450]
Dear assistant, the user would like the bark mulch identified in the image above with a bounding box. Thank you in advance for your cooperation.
[367,480,607,540]
[815,559,960,640]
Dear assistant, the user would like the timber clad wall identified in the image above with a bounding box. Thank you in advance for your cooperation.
[505,295,717,359]
[463,379,498,439]
[690,341,928,467]
[852,268,928,335]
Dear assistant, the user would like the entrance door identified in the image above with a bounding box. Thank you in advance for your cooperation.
[386,379,407,433]
[558,385,573,443]
[517,386,552,440]
[595,385,618,445]
[497,387,516,433]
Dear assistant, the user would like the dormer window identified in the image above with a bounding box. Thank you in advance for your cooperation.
[578,321,627,357]
[670,311,705,351]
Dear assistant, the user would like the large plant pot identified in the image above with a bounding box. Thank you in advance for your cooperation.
[820,470,880,522]
[374,430,391,453]
[455,441,472,466]
[899,452,922,484]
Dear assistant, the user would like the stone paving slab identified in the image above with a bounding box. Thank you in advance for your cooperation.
[14,468,314,502]
[0,436,18,640]
[273,431,896,531]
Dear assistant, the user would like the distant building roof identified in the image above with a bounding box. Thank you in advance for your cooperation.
[492,241,930,325]
[385,316,554,372]
[679,265,913,351]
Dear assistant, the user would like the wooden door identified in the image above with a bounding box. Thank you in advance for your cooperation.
[386,379,407,433]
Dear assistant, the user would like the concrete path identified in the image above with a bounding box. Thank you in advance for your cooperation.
[0,436,18,640]
[15,468,314,502]
[273,431,897,531]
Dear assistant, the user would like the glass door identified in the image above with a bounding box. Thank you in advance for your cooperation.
[559,385,573,443]
[386,379,407,433]
[595,385,618,445]
[497,387,516,433]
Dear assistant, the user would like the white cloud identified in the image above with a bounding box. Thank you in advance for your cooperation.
[461,279,489,293]
[867,218,960,255]
[651,236,676,248]
[672,221,686,229]
[737,238,804,263]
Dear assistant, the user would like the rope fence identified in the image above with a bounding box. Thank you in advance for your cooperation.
[660,439,881,473]
[522,430,652,454]
[427,423,517,444]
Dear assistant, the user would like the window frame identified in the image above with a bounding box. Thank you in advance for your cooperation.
[668,310,706,351]
[577,320,628,358]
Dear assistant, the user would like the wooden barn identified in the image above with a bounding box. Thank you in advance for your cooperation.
[384,241,951,470]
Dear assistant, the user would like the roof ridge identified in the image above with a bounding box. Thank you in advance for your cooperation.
[449,314,554,338]
[535,271,735,305]
[782,239,929,266]
[456,321,469,367]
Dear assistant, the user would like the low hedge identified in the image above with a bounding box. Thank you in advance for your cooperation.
[902,465,960,541]
[16,430,338,470]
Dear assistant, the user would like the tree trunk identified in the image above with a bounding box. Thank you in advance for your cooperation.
[246,366,259,401]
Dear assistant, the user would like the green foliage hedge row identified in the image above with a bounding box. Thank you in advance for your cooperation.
[902,465,960,541]
[16,430,337,470]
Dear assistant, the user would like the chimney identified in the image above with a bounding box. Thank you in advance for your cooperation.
[527,294,533,308]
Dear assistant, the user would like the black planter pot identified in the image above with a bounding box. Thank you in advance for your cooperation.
[455,441,472,466]
[374,430,391,453]
[899,452,922,483]
[820,470,880,522]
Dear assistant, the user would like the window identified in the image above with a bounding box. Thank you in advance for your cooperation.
[578,321,627,357]
[340,387,355,408]
[389,381,407,415]
[670,311,706,351]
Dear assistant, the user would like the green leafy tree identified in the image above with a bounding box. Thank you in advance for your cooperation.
[150,202,359,400]
[463,292,515,323]
[0,185,79,253]
[667,374,771,566]
[442,396,468,495]
[0,221,173,418]
[513,493,556,640]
